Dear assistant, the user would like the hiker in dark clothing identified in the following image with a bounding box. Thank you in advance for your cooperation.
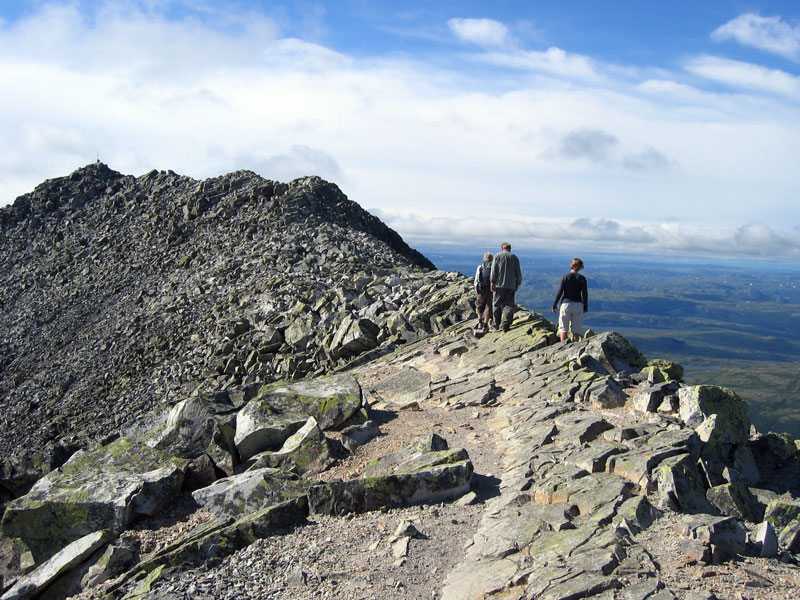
[490,242,522,332]
[552,257,588,342]
[473,252,493,331]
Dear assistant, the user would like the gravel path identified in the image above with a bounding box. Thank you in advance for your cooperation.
[73,390,503,600]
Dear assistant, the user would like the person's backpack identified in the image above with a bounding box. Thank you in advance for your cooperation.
[478,261,492,291]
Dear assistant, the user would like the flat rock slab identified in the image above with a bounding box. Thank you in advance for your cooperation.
[1,530,113,600]
[309,434,473,515]
[369,367,431,407]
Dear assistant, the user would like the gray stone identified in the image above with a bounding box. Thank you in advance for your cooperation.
[652,453,716,514]
[191,468,309,520]
[308,435,472,515]
[234,374,362,460]
[243,417,335,475]
[706,480,763,523]
[778,520,800,553]
[340,420,381,452]
[616,495,663,534]
[674,514,746,560]
[753,521,779,558]
[1,438,186,562]
[369,367,431,407]
[764,497,800,531]
[633,381,680,414]
[1,530,113,600]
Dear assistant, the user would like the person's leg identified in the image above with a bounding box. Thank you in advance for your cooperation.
[501,289,515,331]
[558,303,570,341]
[475,292,487,328]
[492,289,505,329]
[568,302,584,342]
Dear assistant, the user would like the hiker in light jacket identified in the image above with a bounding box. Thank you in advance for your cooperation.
[490,242,522,332]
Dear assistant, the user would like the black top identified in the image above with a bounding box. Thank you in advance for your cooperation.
[553,271,588,312]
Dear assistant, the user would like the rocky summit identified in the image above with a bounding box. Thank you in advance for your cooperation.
[1,165,800,600]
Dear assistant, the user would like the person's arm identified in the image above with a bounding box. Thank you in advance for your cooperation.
[474,265,481,293]
[581,276,588,313]
[515,258,522,290]
[552,275,565,313]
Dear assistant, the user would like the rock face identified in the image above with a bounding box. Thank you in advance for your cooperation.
[0,164,473,496]
[1,165,800,600]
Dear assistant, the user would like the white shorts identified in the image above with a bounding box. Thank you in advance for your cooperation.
[558,301,584,335]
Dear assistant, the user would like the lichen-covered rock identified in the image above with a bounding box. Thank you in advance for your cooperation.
[308,435,472,515]
[234,374,362,461]
[764,497,800,531]
[191,468,309,520]
[642,359,684,383]
[242,417,336,475]
[1,438,186,562]
[369,367,431,407]
[146,394,240,468]
[706,480,763,523]
[652,453,715,514]
[1,530,113,600]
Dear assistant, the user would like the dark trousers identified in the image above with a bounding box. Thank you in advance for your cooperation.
[476,289,492,321]
[492,288,516,329]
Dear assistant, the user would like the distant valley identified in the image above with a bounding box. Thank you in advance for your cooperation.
[420,245,800,437]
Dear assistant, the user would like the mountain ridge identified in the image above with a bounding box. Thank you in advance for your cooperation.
[0,164,462,488]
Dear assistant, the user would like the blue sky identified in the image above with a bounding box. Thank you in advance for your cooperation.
[1,1,799,258]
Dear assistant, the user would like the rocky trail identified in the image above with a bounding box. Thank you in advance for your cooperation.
[53,311,800,600]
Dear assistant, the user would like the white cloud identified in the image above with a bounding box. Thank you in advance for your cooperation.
[712,13,800,61]
[448,18,511,48]
[479,47,600,80]
[376,212,800,259]
[0,3,799,261]
[685,54,800,97]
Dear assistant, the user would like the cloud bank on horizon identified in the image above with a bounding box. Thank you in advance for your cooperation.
[1,1,799,259]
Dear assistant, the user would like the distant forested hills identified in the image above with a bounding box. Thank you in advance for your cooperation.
[420,245,800,437]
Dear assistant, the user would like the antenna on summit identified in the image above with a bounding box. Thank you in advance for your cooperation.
[96,150,100,164]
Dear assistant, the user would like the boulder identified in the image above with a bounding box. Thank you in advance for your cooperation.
[242,417,336,475]
[235,374,362,461]
[369,367,431,407]
[752,521,779,558]
[695,413,759,485]
[642,359,684,383]
[1,438,186,562]
[582,331,648,375]
[191,468,309,520]
[764,497,800,531]
[706,480,763,523]
[340,420,381,452]
[146,394,239,467]
[652,453,716,514]
[632,381,680,414]
[673,514,747,562]
[329,315,380,358]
